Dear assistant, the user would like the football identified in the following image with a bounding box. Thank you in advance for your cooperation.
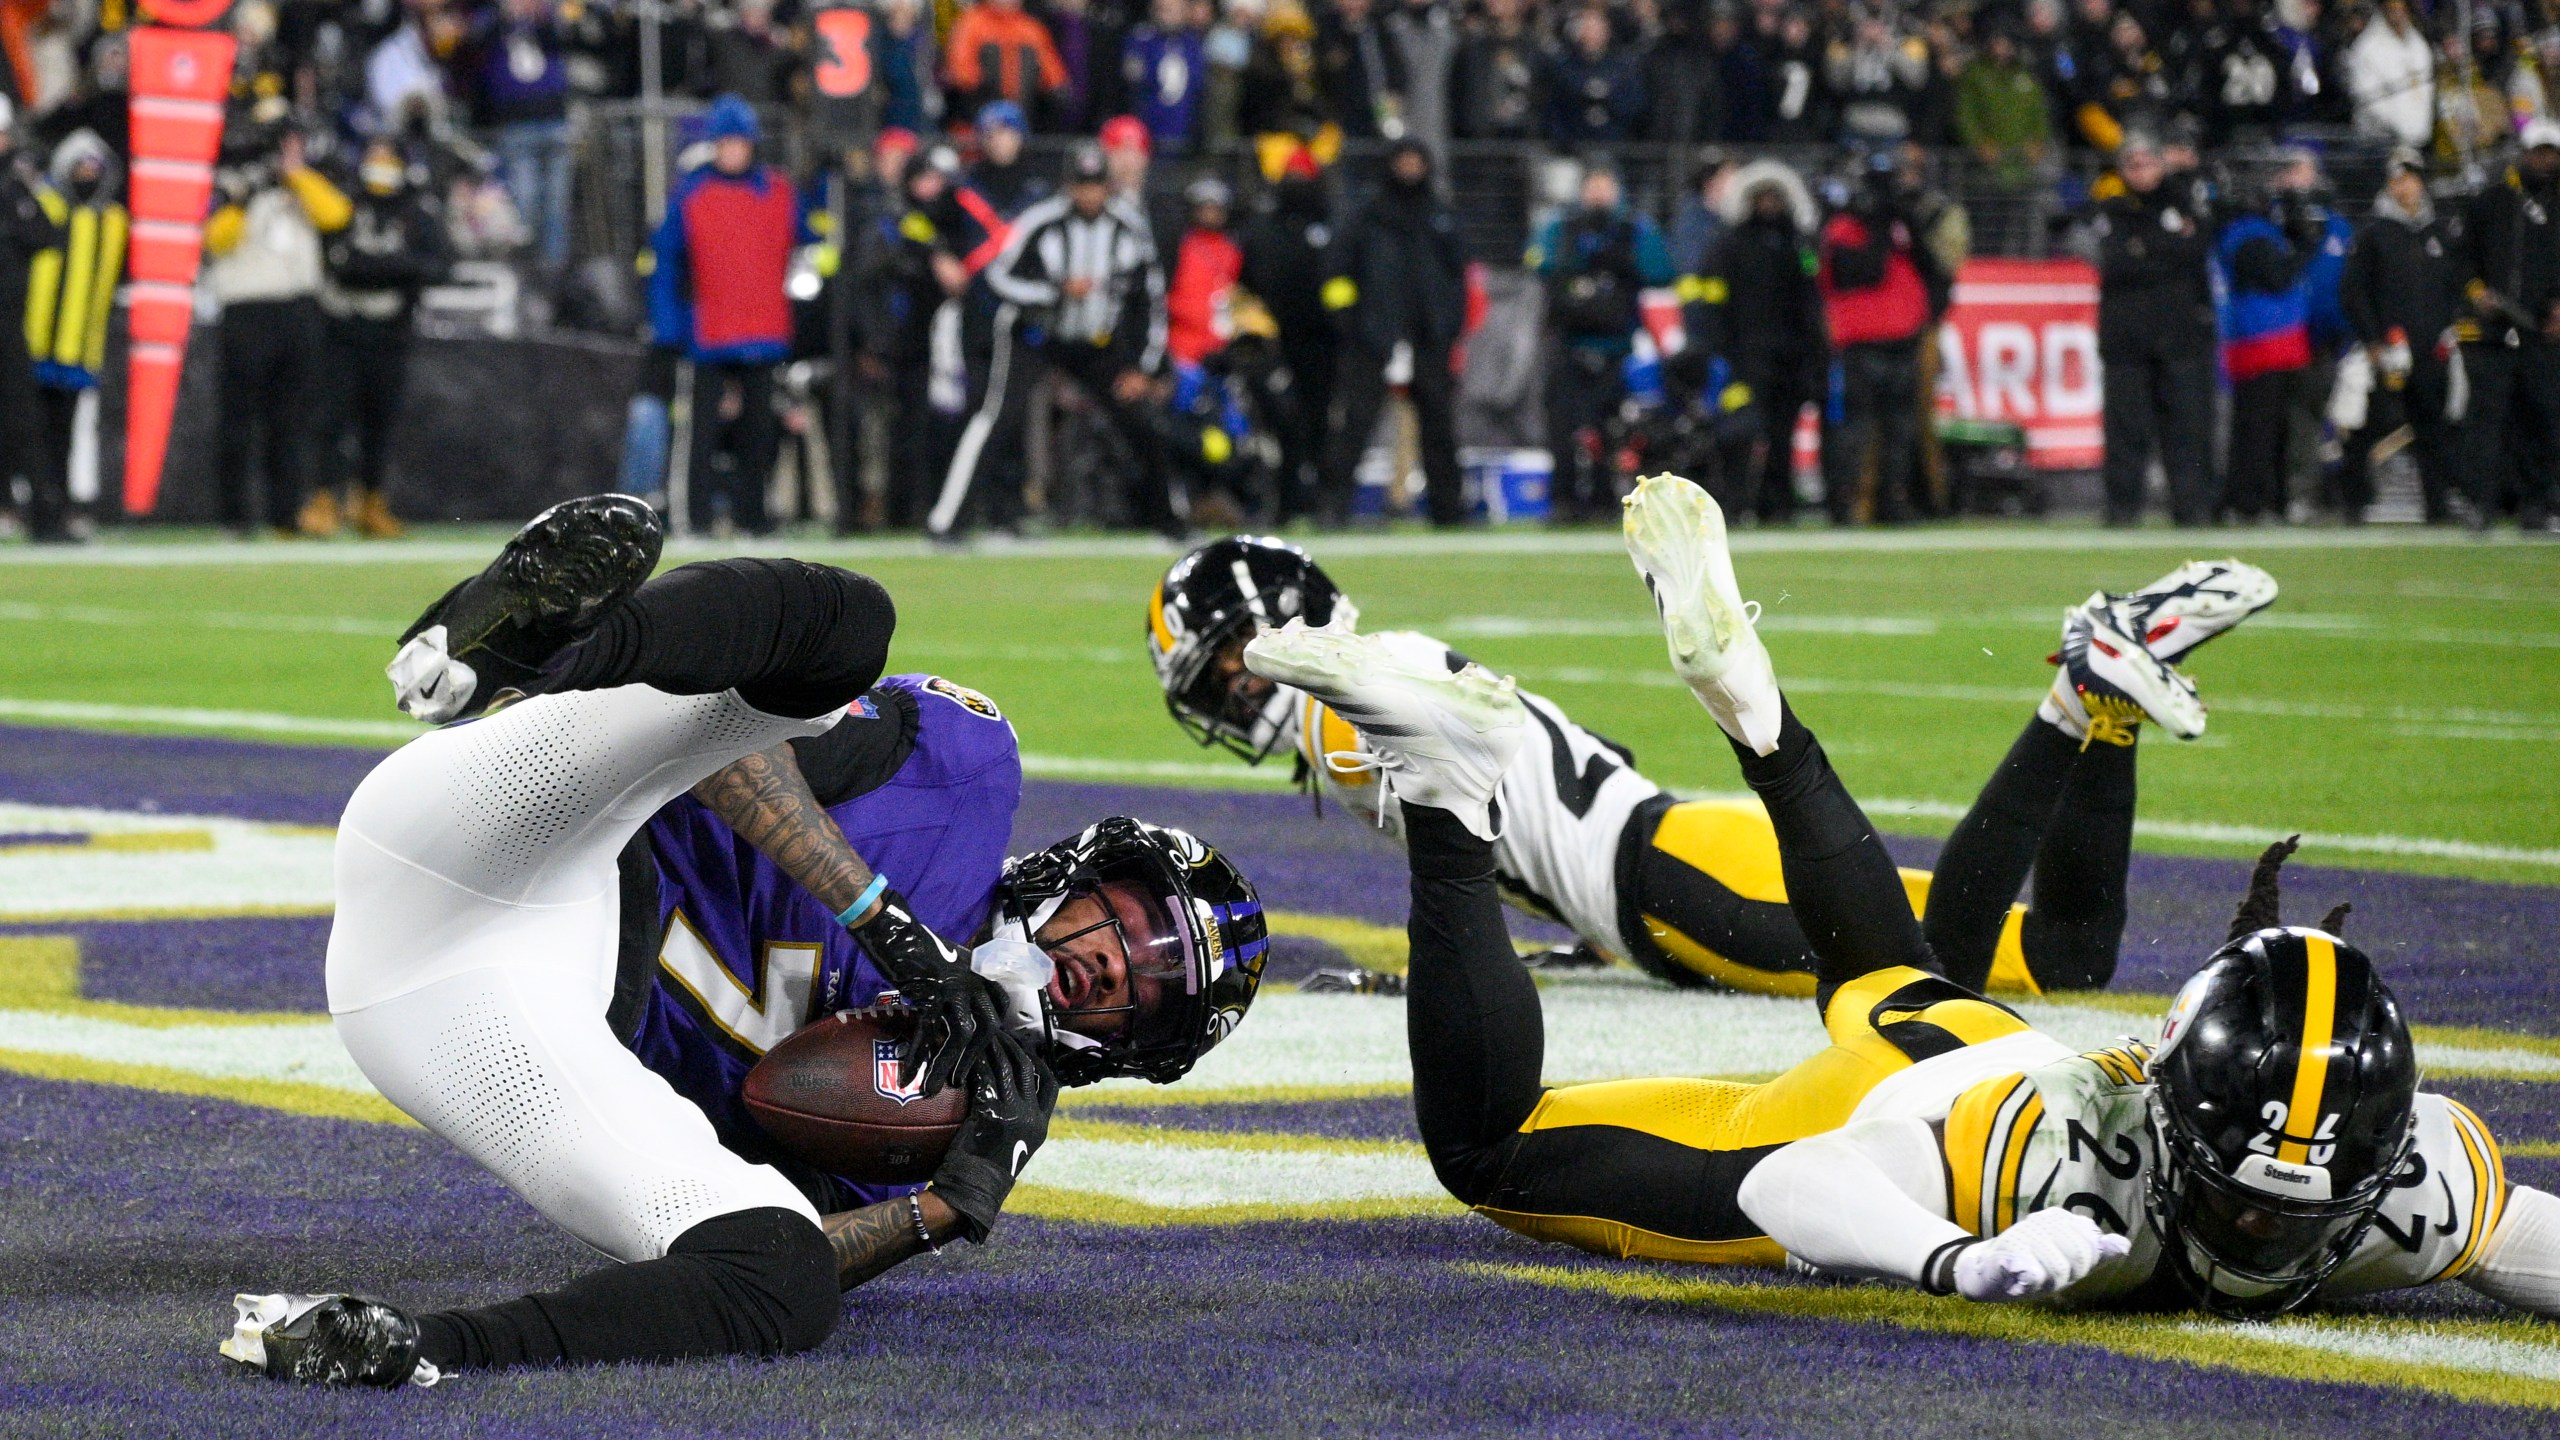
[742,1003,967,1184]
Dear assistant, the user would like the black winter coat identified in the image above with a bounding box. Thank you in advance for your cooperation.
[1241,180,1335,348]
[2091,183,2216,355]
[2457,173,2560,346]
[1684,214,1826,386]
[2340,201,2463,350]
[1323,183,1468,355]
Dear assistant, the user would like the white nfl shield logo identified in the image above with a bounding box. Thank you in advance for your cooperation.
[873,1039,924,1106]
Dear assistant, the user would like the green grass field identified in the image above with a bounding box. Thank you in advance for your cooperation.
[3,525,2556,881]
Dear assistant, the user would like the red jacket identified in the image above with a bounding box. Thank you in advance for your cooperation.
[1817,211,1932,348]
[1167,228,1242,367]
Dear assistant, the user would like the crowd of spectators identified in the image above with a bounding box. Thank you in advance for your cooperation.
[1,0,2558,539]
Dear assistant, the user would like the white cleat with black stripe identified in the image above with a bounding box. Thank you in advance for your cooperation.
[2099,558,2279,665]
[1242,619,1525,841]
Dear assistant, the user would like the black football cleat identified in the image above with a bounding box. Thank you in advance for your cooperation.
[386,494,663,724]
[221,1293,441,1388]
[1301,964,1407,996]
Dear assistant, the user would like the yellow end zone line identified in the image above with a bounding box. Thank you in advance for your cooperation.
[1471,1263,2560,1411]
[0,1047,417,1128]
[1012,1186,1464,1226]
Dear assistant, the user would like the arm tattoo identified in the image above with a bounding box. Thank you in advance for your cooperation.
[823,1199,923,1290]
[692,743,875,916]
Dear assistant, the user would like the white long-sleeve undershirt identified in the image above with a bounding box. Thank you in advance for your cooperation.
[1737,1117,1970,1286]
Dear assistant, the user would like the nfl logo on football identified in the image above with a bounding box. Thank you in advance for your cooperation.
[872,1040,925,1106]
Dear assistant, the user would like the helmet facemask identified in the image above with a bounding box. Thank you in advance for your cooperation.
[2139,838,2421,1319]
[2142,1088,2413,1318]
[994,818,1269,1085]
[1148,538,1352,765]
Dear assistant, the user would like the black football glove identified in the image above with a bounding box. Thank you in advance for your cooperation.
[926,1029,1059,1244]
[849,890,1009,1093]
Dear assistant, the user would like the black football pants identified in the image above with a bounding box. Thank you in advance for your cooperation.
[1620,709,2137,997]
[1407,702,1943,1226]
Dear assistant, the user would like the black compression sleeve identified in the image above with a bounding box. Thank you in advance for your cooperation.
[1402,804,1548,1204]
[2020,736,2135,989]
[1724,700,1939,993]
[412,1207,837,1372]
[546,559,896,719]
[1922,716,2083,992]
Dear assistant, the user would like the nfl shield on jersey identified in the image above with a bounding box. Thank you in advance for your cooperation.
[624,674,1024,1197]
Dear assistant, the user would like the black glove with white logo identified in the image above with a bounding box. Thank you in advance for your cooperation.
[850,890,1008,1093]
[927,1029,1059,1244]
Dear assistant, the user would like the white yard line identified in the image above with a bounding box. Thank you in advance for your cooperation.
[0,698,425,742]
[1510,668,2560,741]
[0,720,2548,868]
[2171,1321,2560,1383]
[0,601,404,638]
[0,526,2530,569]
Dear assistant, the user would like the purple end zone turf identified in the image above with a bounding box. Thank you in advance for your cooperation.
[8,724,2560,1032]
[6,1070,2557,1440]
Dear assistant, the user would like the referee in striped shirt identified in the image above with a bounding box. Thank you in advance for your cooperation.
[928,142,1178,539]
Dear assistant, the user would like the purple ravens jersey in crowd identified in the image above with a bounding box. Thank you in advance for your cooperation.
[620,674,1023,1202]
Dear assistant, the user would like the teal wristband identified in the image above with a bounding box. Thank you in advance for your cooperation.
[836,874,890,928]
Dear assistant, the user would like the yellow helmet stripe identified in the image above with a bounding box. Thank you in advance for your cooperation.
[2276,933,2339,1165]
[1147,583,1177,655]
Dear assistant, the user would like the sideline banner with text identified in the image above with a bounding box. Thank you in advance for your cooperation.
[1934,257,2103,471]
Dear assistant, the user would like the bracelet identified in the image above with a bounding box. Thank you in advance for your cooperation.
[836,874,890,929]
[1921,1237,1979,1296]
[907,1190,942,1255]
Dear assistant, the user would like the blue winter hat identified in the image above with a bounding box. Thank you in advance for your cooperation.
[703,94,761,144]
[976,99,1027,135]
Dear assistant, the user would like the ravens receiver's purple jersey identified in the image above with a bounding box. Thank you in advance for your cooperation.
[621,674,1023,1202]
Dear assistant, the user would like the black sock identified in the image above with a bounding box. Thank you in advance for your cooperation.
[1924,716,2083,991]
[547,559,895,719]
[413,1207,837,1372]
[2021,735,2136,989]
[1402,804,1547,1202]
[1725,701,1938,991]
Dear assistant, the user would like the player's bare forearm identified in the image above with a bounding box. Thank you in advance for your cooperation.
[692,743,880,921]
[823,1192,967,1290]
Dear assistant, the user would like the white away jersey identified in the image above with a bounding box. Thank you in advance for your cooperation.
[1283,634,1662,958]
[1939,1041,2509,1306]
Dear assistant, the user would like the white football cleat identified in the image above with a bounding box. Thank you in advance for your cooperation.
[1242,620,1525,841]
[1621,473,1783,755]
[384,624,480,725]
[2101,559,2278,665]
[2048,602,2207,746]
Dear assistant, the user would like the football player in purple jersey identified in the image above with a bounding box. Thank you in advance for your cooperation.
[222,497,1267,1388]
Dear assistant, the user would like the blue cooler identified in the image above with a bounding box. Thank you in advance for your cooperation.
[1488,449,1552,523]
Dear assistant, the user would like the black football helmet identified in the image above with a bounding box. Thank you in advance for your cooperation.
[991,817,1270,1086]
[1148,536,1352,762]
[2143,843,2418,1318]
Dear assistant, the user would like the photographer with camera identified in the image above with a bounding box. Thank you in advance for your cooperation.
[1816,147,1946,525]
[1532,162,1672,523]
[206,116,351,539]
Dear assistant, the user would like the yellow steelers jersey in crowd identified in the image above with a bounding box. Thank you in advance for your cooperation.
[23,185,127,389]
[1940,1039,2507,1305]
